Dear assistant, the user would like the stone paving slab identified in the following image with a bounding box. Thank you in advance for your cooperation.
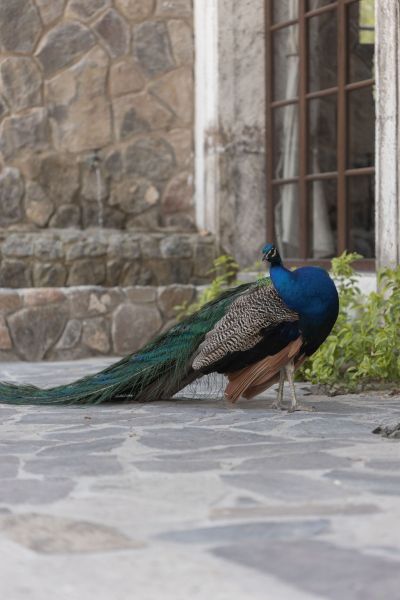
[1,359,400,599]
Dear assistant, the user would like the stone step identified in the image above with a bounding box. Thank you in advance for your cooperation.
[0,229,216,288]
[0,284,201,362]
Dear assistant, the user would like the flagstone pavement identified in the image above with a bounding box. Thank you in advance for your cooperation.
[1,358,400,600]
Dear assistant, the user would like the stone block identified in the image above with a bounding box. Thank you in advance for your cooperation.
[33,263,67,287]
[108,235,141,259]
[162,171,193,214]
[0,57,42,112]
[24,182,54,227]
[46,47,112,152]
[0,109,50,160]
[0,260,31,288]
[160,235,192,258]
[155,0,192,17]
[3,235,33,258]
[109,176,160,214]
[0,316,12,350]
[8,305,68,360]
[168,20,194,66]
[82,318,110,353]
[66,0,111,21]
[50,205,81,228]
[0,96,9,121]
[126,207,160,229]
[93,9,130,58]
[21,153,80,207]
[133,21,175,77]
[125,137,176,182]
[125,287,157,303]
[33,237,64,261]
[110,59,146,97]
[81,166,108,202]
[68,259,106,286]
[22,288,66,307]
[113,93,173,140]
[66,240,107,261]
[115,0,154,20]
[0,0,42,54]
[0,168,24,226]
[0,293,21,314]
[36,0,65,25]
[112,303,162,354]
[166,128,193,168]
[36,21,96,77]
[158,285,194,318]
[150,67,193,125]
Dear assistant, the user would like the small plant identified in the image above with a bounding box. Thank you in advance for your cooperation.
[175,254,240,320]
[302,252,400,392]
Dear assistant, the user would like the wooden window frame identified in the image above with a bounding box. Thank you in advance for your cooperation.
[265,0,376,270]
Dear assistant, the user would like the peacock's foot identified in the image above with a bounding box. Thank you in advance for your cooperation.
[287,403,315,413]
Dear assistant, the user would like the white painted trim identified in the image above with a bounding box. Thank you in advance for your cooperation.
[375,1,400,267]
[194,0,220,235]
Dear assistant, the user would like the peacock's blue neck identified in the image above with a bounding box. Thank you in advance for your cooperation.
[269,262,339,327]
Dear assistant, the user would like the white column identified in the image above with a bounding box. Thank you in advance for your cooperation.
[375,0,400,267]
[194,0,220,236]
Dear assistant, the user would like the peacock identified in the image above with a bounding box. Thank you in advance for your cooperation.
[0,244,339,411]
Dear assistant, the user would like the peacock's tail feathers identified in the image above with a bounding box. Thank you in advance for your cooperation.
[0,280,260,406]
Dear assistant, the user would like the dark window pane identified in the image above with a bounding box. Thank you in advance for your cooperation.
[273,1,298,24]
[273,104,299,179]
[348,0,375,83]
[307,0,335,10]
[308,95,337,173]
[348,86,375,169]
[348,176,375,258]
[273,25,299,101]
[309,179,337,258]
[308,12,338,92]
[274,184,299,258]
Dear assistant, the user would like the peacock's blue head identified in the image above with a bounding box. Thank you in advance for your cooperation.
[262,243,282,265]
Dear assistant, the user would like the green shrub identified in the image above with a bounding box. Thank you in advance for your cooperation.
[302,252,400,391]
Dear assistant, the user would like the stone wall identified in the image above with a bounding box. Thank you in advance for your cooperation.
[0,284,198,361]
[0,230,215,287]
[0,0,195,232]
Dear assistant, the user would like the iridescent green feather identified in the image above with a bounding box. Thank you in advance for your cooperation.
[0,279,270,406]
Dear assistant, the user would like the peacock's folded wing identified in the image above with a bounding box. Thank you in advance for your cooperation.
[192,283,300,375]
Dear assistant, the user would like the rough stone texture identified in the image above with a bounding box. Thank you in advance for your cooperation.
[110,58,146,96]
[0,168,24,226]
[36,21,96,77]
[1,366,400,599]
[133,21,175,77]
[112,302,162,354]
[35,0,65,25]
[24,182,54,227]
[150,67,193,125]
[0,109,50,160]
[46,46,112,152]
[115,0,155,20]
[156,0,192,17]
[0,283,200,360]
[93,9,130,58]
[8,305,68,361]
[0,0,195,233]
[0,0,42,54]
[66,0,112,21]
[0,58,42,113]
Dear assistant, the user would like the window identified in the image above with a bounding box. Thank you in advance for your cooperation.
[266,0,375,267]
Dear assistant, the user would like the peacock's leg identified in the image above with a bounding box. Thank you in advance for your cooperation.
[285,359,314,413]
[272,369,285,409]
